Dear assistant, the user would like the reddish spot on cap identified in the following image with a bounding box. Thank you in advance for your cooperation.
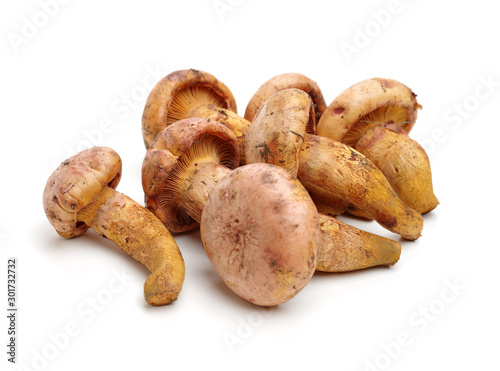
[333,107,345,115]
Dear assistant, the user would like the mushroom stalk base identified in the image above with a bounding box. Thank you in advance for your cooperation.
[317,215,401,272]
[78,186,185,305]
[355,126,439,214]
[297,135,423,240]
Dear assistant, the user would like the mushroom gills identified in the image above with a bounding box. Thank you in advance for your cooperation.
[167,86,228,126]
[77,187,111,227]
[343,105,410,147]
[157,134,235,225]
[305,104,317,135]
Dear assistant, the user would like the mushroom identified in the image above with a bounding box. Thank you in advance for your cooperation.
[43,147,185,306]
[142,118,240,233]
[317,78,439,214]
[143,118,400,290]
[142,118,321,305]
[243,72,327,124]
[245,88,424,241]
[142,68,237,149]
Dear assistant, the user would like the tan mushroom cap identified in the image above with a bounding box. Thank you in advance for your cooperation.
[43,147,122,239]
[142,117,240,233]
[244,73,327,124]
[245,88,315,178]
[142,69,237,149]
[201,163,320,306]
[317,78,421,144]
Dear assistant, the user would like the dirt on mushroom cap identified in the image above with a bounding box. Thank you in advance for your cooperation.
[42,146,122,239]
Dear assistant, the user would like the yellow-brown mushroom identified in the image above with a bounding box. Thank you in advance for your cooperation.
[244,72,327,124]
[43,147,185,306]
[317,78,439,214]
[142,68,237,149]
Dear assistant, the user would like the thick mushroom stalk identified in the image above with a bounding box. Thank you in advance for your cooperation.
[297,134,423,240]
[317,215,400,272]
[317,78,439,214]
[246,89,423,240]
[355,126,438,214]
[43,147,185,306]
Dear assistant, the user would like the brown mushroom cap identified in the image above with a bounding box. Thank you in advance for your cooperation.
[244,73,327,124]
[317,78,421,146]
[142,118,240,233]
[142,69,237,149]
[200,163,320,306]
[43,147,122,239]
[245,88,316,178]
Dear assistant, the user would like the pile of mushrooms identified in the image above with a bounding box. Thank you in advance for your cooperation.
[43,69,437,307]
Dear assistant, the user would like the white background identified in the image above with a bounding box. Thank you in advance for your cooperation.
[1,1,499,370]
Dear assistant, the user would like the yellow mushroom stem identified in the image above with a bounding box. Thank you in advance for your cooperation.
[77,186,185,306]
[317,215,400,272]
[355,125,439,214]
[297,135,423,240]
[341,104,438,214]
[157,135,233,224]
